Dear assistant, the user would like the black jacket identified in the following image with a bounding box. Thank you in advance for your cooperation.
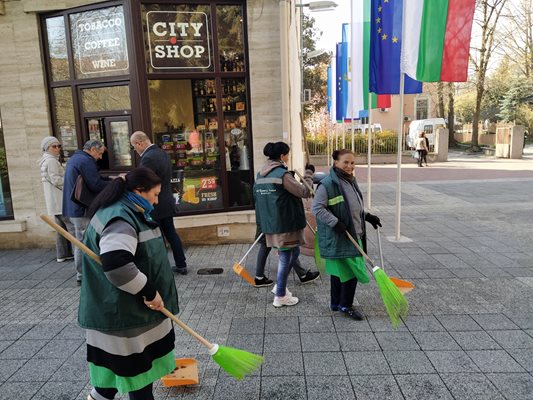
[139,145,175,219]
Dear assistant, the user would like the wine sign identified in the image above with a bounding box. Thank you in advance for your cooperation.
[146,11,211,70]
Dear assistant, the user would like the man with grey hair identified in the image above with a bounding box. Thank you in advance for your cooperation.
[130,131,188,275]
[63,139,110,285]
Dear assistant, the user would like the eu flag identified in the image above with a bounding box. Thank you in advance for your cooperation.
[369,0,422,94]
[335,41,348,121]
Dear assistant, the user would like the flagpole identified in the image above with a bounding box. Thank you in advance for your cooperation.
[350,0,355,154]
[367,92,372,209]
[395,74,405,241]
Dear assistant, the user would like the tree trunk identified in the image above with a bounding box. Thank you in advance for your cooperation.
[437,82,445,118]
[447,82,456,146]
[471,81,484,150]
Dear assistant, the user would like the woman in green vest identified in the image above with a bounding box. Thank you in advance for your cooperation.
[81,167,179,400]
[311,149,381,320]
[253,142,314,307]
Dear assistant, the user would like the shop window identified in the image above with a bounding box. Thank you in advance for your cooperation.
[69,5,129,79]
[142,4,214,73]
[0,110,14,220]
[45,16,70,81]
[217,5,245,72]
[52,87,78,157]
[81,85,131,113]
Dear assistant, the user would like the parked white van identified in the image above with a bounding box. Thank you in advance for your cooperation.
[347,123,383,134]
[407,118,446,148]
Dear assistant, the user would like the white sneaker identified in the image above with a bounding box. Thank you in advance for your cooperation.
[271,285,292,297]
[273,294,299,307]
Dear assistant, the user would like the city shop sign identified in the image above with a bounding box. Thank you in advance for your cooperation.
[74,11,129,75]
[146,11,211,70]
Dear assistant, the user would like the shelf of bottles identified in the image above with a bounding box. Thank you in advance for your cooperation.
[220,51,245,72]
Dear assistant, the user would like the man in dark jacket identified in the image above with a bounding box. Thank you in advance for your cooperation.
[62,139,110,284]
[130,131,187,275]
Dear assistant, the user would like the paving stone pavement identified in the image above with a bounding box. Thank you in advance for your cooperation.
[1,153,533,399]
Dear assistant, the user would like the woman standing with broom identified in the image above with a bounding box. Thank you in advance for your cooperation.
[80,167,179,400]
[253,142,314,307]
[312,149,382,320]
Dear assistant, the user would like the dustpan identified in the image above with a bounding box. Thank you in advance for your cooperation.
[377,227,414,294]
[161,358,200,387]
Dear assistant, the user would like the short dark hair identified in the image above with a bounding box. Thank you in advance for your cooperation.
[263,142,290,160]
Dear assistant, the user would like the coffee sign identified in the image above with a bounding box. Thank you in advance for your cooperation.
[146,11,211,70]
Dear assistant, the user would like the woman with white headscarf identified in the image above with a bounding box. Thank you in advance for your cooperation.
[38,136,74,262]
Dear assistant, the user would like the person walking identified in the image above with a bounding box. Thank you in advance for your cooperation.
[81,167,179,400]
[130,131,187,275]
[312,149,382,320]
[253,142,314,307]
[38,136,74,262]
[63,139,110,285]
[415,132,429,167]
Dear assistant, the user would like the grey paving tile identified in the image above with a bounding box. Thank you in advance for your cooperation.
[0,341,14,355]
[375,331,420,351]
[299,316,335,333]
[56,324,85,340]
[435,314,482,331]
[226,334,263,354]
[412,332,461,351]
[34,339,83,359]
[403,315,445,332]
[471,313,520,330]
[214,376,260,400]
[229,318,265,335]
[383,351,435,374]
[343,351,391,375]
[487,330,533,349]
[349,374,404,400]
[441,373,504,400]
[20,323,68,340]
[507,349,533,372]
[300,332,340,352]
[0,324,34,341]
[337,331,380,351]
[306,375,355,400]
[303,352,347,376]
[467,350,526,373]
[506,313,533,330]
[332,315,372,332]
[395,374,454,400]
[7,358,63,382]
[367,316,407,332]
[450,331,502,350]
[0,359,26,382]
[486,373,533,400]
[0,340,45,359]
[261,352,304,377]
[260,376,306,400]
[33,380,86,400]
[425,350,479,373]
[0,381,43,400]
[263,333,301,353]
[264,317,299,334]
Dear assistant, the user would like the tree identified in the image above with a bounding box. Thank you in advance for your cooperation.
[469,0,508,150]
[447,82,456,146]
[500,0,533,78]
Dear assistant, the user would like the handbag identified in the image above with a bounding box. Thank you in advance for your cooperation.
[71,174,96,207]
[412,151,419,160]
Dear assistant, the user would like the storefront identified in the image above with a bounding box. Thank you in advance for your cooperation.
[0,0,303,248]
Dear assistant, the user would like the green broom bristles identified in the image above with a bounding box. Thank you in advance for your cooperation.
[372,266,409,328]
[209,344,264,379]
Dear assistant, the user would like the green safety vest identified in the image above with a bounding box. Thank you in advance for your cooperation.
[253,166,306,234]
[78,199,179,331]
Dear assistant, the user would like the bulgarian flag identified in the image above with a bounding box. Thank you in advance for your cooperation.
[401,0,476,82]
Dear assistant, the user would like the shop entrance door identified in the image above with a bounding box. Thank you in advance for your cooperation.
[85,116,133,171]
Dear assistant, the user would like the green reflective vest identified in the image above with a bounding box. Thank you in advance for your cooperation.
[316,170,366,259]
[254,166,306,234]
[78,199,179,331]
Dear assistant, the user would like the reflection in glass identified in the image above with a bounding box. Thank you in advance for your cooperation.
[52,87,78,155]
[69,6,129,79]
[217,5,245,72]
[46,16,70,81]
[81,85,131,112]
[0,110,14,220]
[110,121,132,167]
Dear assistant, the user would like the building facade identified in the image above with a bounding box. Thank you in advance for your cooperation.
[0,0,304,248]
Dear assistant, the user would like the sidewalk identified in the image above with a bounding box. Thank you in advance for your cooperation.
[1,152,533,399]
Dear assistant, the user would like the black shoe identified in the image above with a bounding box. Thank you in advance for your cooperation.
[76,279,82,286]
[299,271,320,284]
[173,266,188,275]
[340,307,365,320]
[254,276,274,287]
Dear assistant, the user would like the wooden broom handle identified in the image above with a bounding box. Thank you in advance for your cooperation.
[237,232,264,265]
[294,169,315,196]
[345,231,377,269]
[40,214,215,350]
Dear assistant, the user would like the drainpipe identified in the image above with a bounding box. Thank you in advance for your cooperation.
[279,0,292,167]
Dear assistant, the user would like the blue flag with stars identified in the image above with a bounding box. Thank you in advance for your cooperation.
[369,0,422,94]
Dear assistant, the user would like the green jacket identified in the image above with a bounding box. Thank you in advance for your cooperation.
[254,166,306,234]
[316,169,367,259]
[78,199,179,331]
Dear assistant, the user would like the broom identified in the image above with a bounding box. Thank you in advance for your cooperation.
[232,233,264,286]
[345,231,409,327]
[40,215,264,379]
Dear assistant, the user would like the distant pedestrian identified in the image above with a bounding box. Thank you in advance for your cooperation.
[38,136,74,263]
[312,149,382,320]
[415,132,429,167]
[82,167,179,400]
[63,139,110,285]
[130,131,187,275]
[253,142,314,307]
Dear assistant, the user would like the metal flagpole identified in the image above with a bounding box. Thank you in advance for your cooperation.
[367,92,373,209]
[395,74,405,241]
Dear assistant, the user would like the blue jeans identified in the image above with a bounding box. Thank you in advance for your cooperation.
[157,216,187,268]
[275,247,300,297]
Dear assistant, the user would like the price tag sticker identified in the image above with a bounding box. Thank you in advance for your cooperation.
[200,176,217,190]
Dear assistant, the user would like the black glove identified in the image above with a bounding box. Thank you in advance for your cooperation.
[333,220,347,234]
[305,164,315,173]
[365,213,382,229]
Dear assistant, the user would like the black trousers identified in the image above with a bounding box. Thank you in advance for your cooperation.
[94,383,153,400]
[157,216,187,268]
[330,275,358,308]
